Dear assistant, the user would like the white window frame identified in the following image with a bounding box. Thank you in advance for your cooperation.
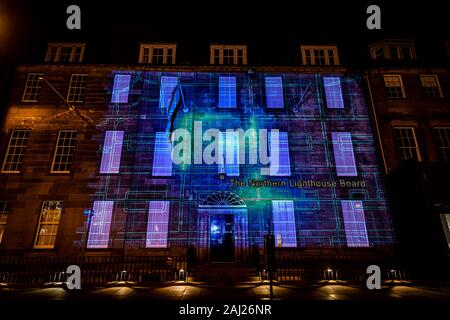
[210,45,247,65]
[0,201,9,245]
[440,214,450,251]
[383,74,406,98]
[138,44,176,64]
[67,74,88,103]
[22,73,44,102]
[420,74,443,98]
[51,130,77,174]
[1,129,30,173]
[45,43,86,63]
[300,45,340,65]
[393,127,422,161]
[33,201,63,249]
[433,127,450,162]
[370,43,416,60]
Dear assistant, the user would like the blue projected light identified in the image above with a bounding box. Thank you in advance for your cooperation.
[146,201,170,248]
[152,132,173,176]
[269,132,291,176]
[218,132,239,176]
[87,201,113,249]
[323,77,344,109]
[100,131,124,174]
[272,200,297,247]
[218,76,236,108]
[332,132,357,177]
[265,76,284,108]
[160,76,178,109]
[111,74,131,103]
[341,200,369,247]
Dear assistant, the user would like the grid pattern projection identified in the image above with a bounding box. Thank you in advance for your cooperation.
[87,201,114,249]
[420,75,443,98]
[218,132,239,176]
[265,77,284,108]
[1,130,30,173]
[272,200,297,247]
[51,130,77,173]
[383,75,405,98]
[218,76,236,108]
[393,127,420,161]
[433,127,450,161]
[332,132,357,176]
[0,202,9,244]
[146,201,170,248]
[159,76,178,109]
[22,73,43,102]
[341,200,369,247]
[34,201,63,248]
[152,132,173,176]
[323,77,344,109]
[111,74,131,103]
[269,132,291,176]
[67,74,88,102]
[100,131,124,174]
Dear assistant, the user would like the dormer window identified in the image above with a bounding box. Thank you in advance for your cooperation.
[370,40,416,60]
[210,45,247,65]
[45,43,85,63]
[300,45,340,66]
[139,44,176,65]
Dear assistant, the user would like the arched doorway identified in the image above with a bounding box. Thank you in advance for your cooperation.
[197,191,249,263]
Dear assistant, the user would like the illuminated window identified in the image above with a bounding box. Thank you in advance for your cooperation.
[441,214,450,250]
[159,76,178,109]
[51,130,77,173]
[34,201,63,249]
[383,75,406,98]
[45,43,85,63]
[272,200,297,247]
[218,76,236,108]
[100,131,124,174]
[210,45,247,65]
[139,44,176,64]
[269,131,291,176]
[265,77,284,109]
[1,129,30,173]
[331,132,357,177]
[152,132,173,176]
[433,127,450,161]
[146,201,170,248]
[0,201,9,245]
[218,131,239,176]
[87,201,113,249]
[420,75,443,98]
[341,200,369,247]
[300,45,340,65]
[22,73,44,102]
[111,74,131,103]
[393,127,421,161]
[67,74,88,103]
[323,77,344,109]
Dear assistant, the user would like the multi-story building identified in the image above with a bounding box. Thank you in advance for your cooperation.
[0,41,397,283]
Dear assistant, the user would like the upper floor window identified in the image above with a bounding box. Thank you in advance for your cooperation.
[265,77,284,109]
[22,73,44,102]
[45,43,85,63]
[383,74,406,98]
[420,75,443,99]
[100,131,124,174]
[441,214,450,250]
[218,76,237,108]
[433,127,450,162]
[210,45,247,65]
[300,45,340,66]
[331,132,357,177]
[111,74,131,103]
[139,44,176,65]
[67,74,88,103]
[0,201,9,245]
[393,127,421,161]
[323,77,344,109]
[51,130,77,173]
[370,41,415,60]
[1,129,30,173]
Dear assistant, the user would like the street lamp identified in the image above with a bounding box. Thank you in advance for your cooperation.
[80,208,94,267]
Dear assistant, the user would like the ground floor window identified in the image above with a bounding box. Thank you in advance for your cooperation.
[0,201,9,244]
[34,201,63,248]
[441,214,450,250]
[146,201,170,248]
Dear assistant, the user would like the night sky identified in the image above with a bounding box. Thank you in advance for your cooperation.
[1,0,449,108]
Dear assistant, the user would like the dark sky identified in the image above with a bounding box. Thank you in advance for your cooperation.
[1,0,449,106]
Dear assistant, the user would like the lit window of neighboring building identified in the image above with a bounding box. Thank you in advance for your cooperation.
[341,200,369,247]
[1,129,30,173]
[218,76,237,108]
[152,132,173,177]
[323,77,344,109]
[332,132,357,177]
[383,75,406,98]
[87,201,114,249]
[111,74,131,103]
[269,131,291,176]
[100,131,124,174]
[420,75,443,99]
[441,214,450,250]
[218,132,239,177]
[272,200,297,247]
[51,130,77,173]
[146,201,170,248]
[22,73,44,102]
[210,45,247,65]
[45,43,85,63]
[433,127,450,162]
[159,76,178,109]
[0,201,9,245]
[67,74,88,103]
[265,77,284,109]
[34,201,63,249]
[300,45,340,65]
[393,127,421,161]
[139,44,176,65]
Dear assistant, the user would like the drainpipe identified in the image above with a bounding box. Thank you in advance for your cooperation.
[364,70,388,174]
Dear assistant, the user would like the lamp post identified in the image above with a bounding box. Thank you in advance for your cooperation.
[80,208,94,268]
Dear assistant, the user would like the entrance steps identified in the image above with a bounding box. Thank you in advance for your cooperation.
[188,263,261,285]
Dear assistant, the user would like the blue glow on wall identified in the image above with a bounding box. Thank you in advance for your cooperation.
[272,200,297,247]
[323,76,344,109]
[152,132,173,176]
[87,201,113,249]
[341,200,369,247]
[99,130,124,174]
[218,76,236,108]
[159,76,178,109]
[146,201,170,248]
[332,132,357,177]
[111,74,131,103]
[265,76,284,108]
[218,132,239,176]
[269,131,291,176]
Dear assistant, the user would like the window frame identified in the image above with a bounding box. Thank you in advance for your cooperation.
[45,43,86,63]
[22,73,44,103]
[0,201,9,245]
[138,44,177,65]
[67,74,88,103]
[383,74,406,98]
[393,126,422,161]
[432,127,450,162]
[420,74,443,99]
[50,130,78,174]
[210,45,247,65]
[33,200,63,249]
[300,45,340,66]
[1,129,31,173]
